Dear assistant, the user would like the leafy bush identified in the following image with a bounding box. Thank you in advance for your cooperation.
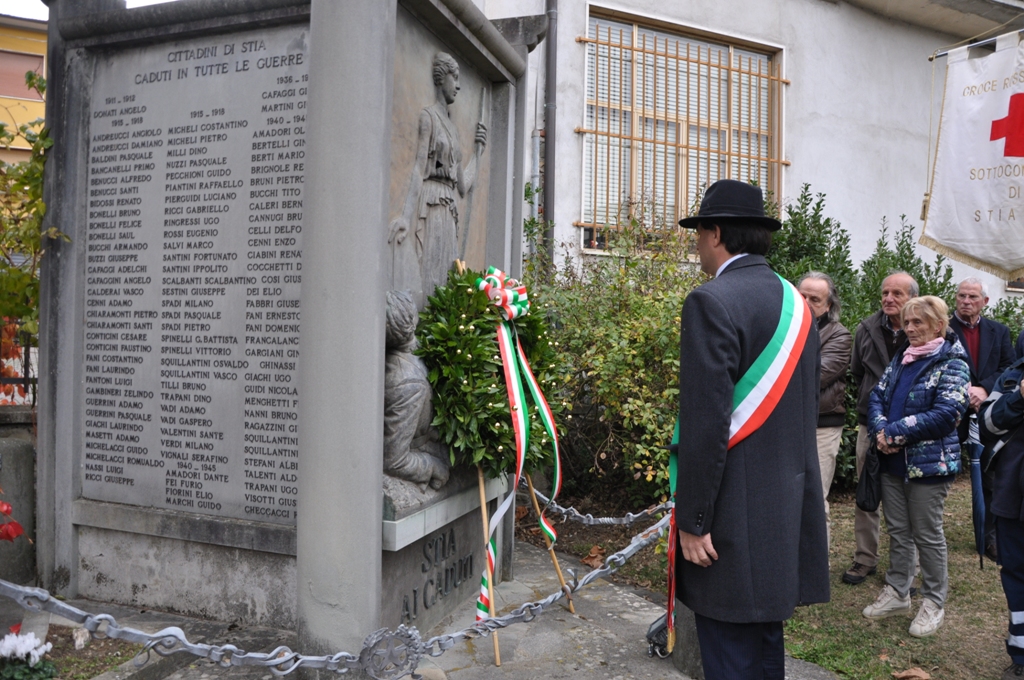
[0,72,61,336]
[524,205,704,505]
[990,295,1024,343]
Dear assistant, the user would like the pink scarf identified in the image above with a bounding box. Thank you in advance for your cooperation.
[901,337,944,364]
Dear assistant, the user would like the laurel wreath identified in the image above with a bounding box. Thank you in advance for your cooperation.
[415,268,563,480]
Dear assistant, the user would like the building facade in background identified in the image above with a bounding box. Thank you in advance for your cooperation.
[0,13,46,165]
[484,0,1024,298]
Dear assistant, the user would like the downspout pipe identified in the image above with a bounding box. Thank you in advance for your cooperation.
[543,0,557,262]
[531,129,541,222]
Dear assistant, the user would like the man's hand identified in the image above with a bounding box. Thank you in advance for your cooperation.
[679,530,718,567]
[968,385,989,411]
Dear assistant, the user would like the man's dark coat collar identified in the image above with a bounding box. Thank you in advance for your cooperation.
[865,309,897,365]
[717,254,767,276]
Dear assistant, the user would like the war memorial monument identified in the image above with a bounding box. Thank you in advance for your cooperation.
[35,0,539,658]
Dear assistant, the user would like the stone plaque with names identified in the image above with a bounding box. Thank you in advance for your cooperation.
[81,24,309,525]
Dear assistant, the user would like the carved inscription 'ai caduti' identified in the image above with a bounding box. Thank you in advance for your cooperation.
[401,528,475,624]
[82,25,309,525]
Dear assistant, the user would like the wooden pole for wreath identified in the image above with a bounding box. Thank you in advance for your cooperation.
[526,473,575,614]
[477,465,501,666]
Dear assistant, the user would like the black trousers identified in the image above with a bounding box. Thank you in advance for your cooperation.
[997,516,1024,665]
[693,612,784,680]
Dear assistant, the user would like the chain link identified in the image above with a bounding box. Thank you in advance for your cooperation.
[0,513,670,680]
[524,482,674,525]
[423,513,669,651]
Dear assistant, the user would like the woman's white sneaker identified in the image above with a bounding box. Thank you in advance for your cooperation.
[862,585,911,619]
[908,598,944,637]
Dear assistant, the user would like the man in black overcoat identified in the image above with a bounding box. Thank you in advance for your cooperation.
[674,180,830,679]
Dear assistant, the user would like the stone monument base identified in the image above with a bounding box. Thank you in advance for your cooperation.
[381,468,508,631]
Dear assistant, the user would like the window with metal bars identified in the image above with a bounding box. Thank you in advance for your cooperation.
[576,14,785,250]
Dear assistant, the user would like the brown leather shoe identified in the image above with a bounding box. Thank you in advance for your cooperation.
[842,561,877,585]
[987,543,1000,562]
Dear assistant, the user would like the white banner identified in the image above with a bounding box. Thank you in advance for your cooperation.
[923,33,1024,279]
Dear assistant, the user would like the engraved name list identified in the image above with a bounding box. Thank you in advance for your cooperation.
[82,24,309,525]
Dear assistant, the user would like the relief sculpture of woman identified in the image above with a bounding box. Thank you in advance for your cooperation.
[388,52,487,304]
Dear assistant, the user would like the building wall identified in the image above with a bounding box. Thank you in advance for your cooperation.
[0,17,47,164]
[485,0,1012,299]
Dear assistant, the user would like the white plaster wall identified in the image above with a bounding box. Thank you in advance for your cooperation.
[483,0,1013,299]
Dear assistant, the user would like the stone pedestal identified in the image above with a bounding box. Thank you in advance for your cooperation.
[380,468,508,632]
[296,0,394,656]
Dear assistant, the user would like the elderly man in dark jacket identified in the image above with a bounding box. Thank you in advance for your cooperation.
[674,180,829,680]
[950,277,1014,560]
[798,272,852,547]
[844,272,916,585]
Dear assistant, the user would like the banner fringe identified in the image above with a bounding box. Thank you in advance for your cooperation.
[918,233,1024,280]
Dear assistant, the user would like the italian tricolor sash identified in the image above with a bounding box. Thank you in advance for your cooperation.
[664,273,812,652]
[727,274,812,449]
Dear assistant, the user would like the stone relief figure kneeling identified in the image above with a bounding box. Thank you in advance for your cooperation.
[383,290,450,490]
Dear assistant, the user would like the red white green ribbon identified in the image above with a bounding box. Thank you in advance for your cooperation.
[516,338,562,543]
[478,267,529,321]
[473,267,562,620]
[727,274,812,448]
[664,273,811,650]
[476,537,496,620]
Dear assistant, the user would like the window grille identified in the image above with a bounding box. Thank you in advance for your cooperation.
[576,15,786,249]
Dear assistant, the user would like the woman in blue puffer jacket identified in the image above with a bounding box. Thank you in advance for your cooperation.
[862,295,970,639]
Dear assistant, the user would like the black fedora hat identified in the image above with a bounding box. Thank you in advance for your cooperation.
[677,179,781,231]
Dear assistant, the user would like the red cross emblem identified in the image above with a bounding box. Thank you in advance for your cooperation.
[991,93,1024,157]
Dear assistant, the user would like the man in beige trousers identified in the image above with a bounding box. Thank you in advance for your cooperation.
[798,272,851,548]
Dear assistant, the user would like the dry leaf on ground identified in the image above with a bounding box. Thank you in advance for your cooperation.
[892,668,931,679]
[581,545,606,568]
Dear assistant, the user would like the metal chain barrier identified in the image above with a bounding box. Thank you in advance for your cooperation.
[0,513,669,680]
[523,482,674,525]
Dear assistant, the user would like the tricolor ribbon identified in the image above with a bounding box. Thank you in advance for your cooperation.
[477,267,529,321]
[664,274,811,650]
[476,537,496,620]
[473,267,562,620]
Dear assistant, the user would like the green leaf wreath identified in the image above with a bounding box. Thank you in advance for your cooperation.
[416,268,564,480]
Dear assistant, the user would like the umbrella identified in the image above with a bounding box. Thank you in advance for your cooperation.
[965,438,987,570]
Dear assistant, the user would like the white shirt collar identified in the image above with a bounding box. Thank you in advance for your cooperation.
[716,253,749,278]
